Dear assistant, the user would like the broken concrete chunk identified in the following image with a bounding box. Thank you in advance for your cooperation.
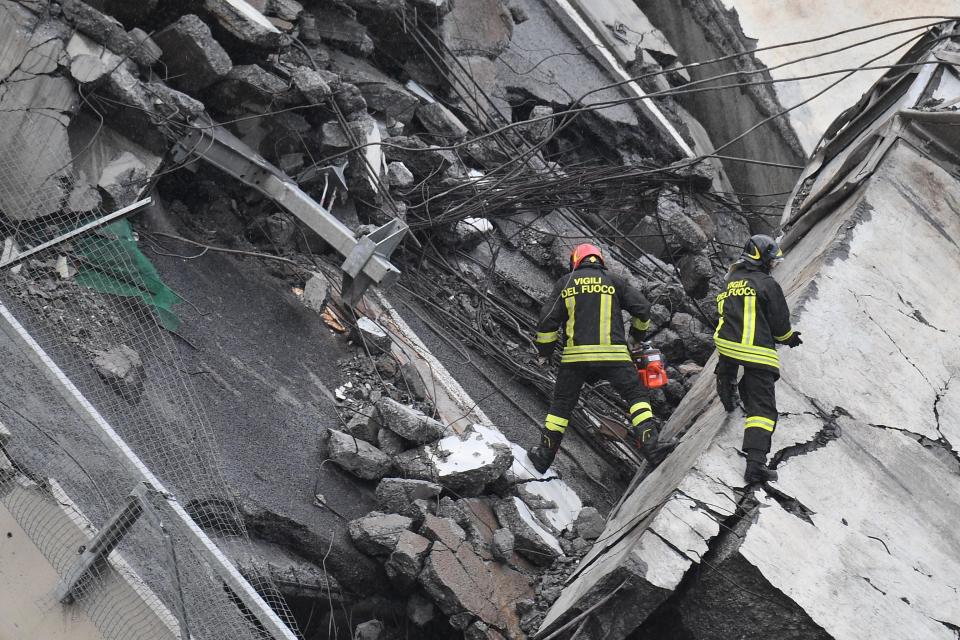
[466,621,507,640]
[491,528,514,562]
[383,135,453,180]
[69,54,108,85]
[574,506,605,541]
[202,0,282,49]
[494,496,562,565]
[387,162,414,188]
[321,118,376,149]
[326,429,393,480]
[670,312,714,365]
[650,327,685,363]
[375,397,447,444]
[353,619,384,640]
[375,478,442,514]
[291,67,332,105]
[505,0,527,24]
[441,0,513,58]
[677,252,713,299]
[420,514,467,551]
[418,537,531,636]
[334,82,368,115]
[345,406,378,444]
[678,361,704,383]
[267,0,303,20]
[354,316,393,354]
[398,362,428,400]
[416,102,469,140]
[93,345,144,396]
[308,6,374,57]
[127,28,162,64]
[384,529,431,588]
[407,593,435,626]
[207,64,290,115]
[331,51,420,125]
[302,272,330,313]
[98,151,148,209]
[143,82,207,121]
[520,105,555,144]
[377,426,406,456]
[454,218,493,246]
[154,14,233,94]
[393,425,514,494]
[61,0,155,66]
[348,512,413,557]
[67,178,102,213]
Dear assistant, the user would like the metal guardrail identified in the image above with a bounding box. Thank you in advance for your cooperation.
[172,124,407,304]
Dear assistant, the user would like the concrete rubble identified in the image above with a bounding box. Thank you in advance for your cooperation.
[0,0,919,637]
[92,344,144,397]
[326,428,393,480]
[394,425,514,494]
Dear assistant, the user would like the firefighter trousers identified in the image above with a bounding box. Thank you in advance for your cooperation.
[544,362,657,442]
[716,356,779,457]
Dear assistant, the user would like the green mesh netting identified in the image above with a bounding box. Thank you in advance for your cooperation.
[74,219,182,331]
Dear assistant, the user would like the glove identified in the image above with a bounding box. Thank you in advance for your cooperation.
[630,327,647,344]
[784,331,802,348]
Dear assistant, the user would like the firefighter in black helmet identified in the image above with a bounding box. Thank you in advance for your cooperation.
[714,234,801,483]
[528,243,676,474]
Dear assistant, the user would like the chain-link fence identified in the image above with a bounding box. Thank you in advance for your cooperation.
[0,104,300,639]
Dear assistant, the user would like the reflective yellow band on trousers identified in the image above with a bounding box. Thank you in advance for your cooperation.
[545,414,569,432]
[629,401,652,415]
[744,415,776,432]
[631,411,654,426]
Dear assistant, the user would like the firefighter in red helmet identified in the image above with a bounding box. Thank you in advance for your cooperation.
[528,243,676,473]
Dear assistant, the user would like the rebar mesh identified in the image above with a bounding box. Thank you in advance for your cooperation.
[0,107,299,638]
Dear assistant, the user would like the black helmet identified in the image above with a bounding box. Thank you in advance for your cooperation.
[740,234,783,269]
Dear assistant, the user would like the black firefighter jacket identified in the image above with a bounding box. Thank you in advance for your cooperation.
[535,265,651,364]
[713,263,795,372]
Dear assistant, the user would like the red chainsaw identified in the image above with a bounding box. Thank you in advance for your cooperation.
[632,341,668,389]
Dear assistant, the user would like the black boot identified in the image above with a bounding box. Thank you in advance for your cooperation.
[743,450,777,483]
[632,422,677,467]
[528,430,562,474]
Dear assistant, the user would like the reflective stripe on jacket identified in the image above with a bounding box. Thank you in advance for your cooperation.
[535,264,650,364]
[713,263,793,372]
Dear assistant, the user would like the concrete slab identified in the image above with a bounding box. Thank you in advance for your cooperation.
[540,132,960,639]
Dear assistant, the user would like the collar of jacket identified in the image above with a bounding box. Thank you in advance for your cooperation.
[573,263,606,272]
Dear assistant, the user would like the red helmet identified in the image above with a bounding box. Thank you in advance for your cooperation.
[570,243,604,270]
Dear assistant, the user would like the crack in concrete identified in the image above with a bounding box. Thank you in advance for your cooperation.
[932,375,960,462]
[770,401,842,470]
[760,483,815,525]
[852,290,938,391]
[865,534,891,556]
[648,527,703,563]
[896,293,950,334]
[862,576,887,596]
